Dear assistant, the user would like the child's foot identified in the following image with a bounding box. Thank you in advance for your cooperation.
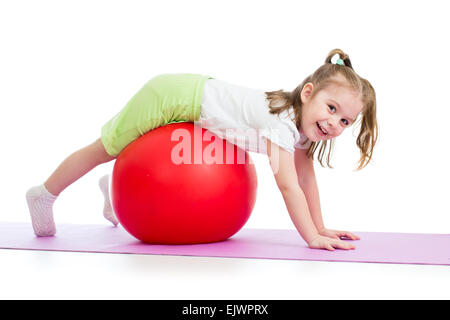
[99,174,119,226]
[25,185,57,237]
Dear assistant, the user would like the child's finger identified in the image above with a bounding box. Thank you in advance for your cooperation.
[346,232,360,240]
[340,231,360,240]
[333,240,355,250]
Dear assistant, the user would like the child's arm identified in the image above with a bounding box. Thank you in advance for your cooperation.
[266,140,355,250]
[294,148,325,232]
[294,147,360,241]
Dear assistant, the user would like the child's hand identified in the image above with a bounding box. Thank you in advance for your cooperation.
[319,228,360,241]
[308,235,356,251]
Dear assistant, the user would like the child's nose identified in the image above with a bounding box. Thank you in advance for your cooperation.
[328,117,341,135]
[328,118,338,130]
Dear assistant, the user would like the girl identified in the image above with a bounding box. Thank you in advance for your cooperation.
[26,48,378,251]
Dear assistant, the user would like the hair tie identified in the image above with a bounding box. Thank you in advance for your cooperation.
[336,58,344,66]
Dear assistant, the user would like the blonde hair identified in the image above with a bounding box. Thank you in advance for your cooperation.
[265,49,378,170]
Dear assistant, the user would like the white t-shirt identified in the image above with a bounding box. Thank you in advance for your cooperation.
[195,78,311,154]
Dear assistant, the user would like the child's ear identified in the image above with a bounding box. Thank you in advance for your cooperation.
[301,82,314,103]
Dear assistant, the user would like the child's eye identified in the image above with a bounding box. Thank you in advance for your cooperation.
[328,105,336,113]
[341,119,349,126]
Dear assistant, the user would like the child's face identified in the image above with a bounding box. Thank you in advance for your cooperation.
[300,81,363,142]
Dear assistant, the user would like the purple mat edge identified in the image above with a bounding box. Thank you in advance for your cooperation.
[1,222,449,266]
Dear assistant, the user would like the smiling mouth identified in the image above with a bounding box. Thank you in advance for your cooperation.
[316,122,328,135]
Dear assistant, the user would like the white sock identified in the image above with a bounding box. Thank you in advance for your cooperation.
[26,184,58,237]
[99,174,119,226]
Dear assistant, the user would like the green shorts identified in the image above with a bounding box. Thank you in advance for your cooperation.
[101,73,214,156]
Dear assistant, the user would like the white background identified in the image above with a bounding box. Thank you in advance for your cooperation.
[1,0,449,299]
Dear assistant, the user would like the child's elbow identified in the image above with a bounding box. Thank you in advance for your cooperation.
[277,182,301,193]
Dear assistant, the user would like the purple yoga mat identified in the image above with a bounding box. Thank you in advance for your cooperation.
[0,222,449,266]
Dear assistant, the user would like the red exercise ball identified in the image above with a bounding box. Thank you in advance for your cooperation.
[111,122,258,244]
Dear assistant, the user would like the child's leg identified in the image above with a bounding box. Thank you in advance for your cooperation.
[44,138,116,196]
[99,174,119,226]
[26,138,115,236]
